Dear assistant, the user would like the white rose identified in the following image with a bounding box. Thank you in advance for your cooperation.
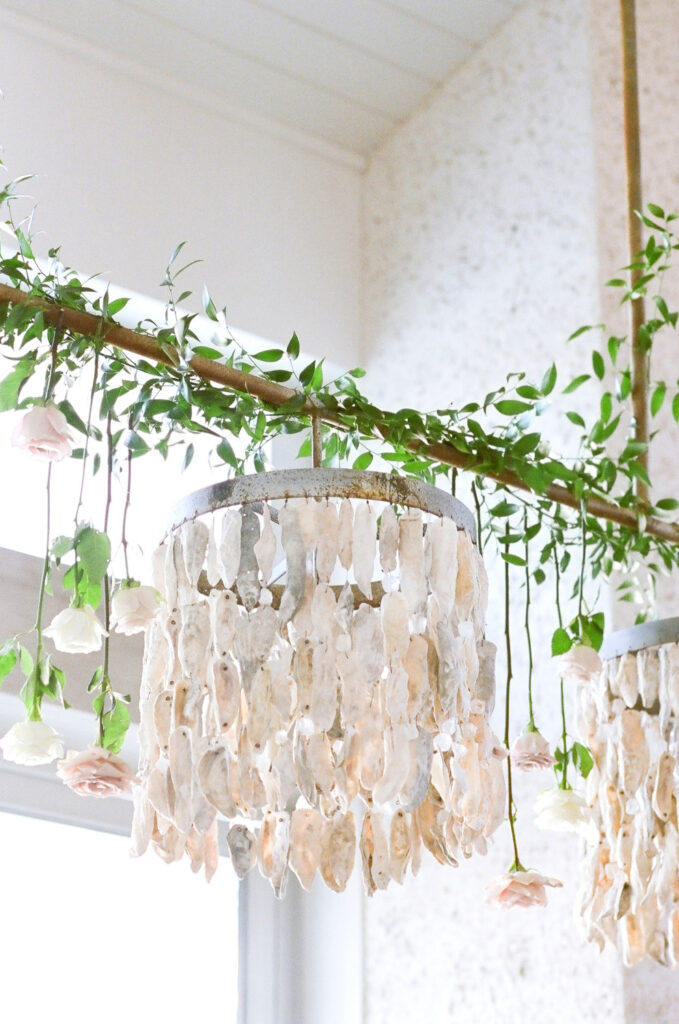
[110,585,160,636]
[11,403,73,461]
[43,605,107,654]
[534,787,595,837]
[558,644,602,685]
[0,720,64,765]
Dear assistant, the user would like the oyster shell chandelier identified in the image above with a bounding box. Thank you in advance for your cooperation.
[577,619,679,965]
[132,469,506,896]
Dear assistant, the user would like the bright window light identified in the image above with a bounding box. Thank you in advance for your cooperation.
[0,811,239,1024]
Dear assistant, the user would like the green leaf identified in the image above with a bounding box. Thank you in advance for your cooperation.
[0,644,17,684]
[592,351,605,381]
[673,393,679,423]
[490,500,520,518]
[655,497,679,511]
[647,202,665,219]
[572,742,594,779]
[286,333,300,359]
[217,437,238,468]
[124,429,150,453]
[101,700,131,754]
[191,345,223,359]
[19,645,34,675]
[182,443,195,471]
[551,628,571,657]
[494,400,532,416]
[563,374,590,394]
[353,452,373,470]
[76,526,110,584]
[348,367,367,378]
[566,411,585,428]
[202,285,218,322]
[254,348,283,363]
[651,382,667,417]
[541,363,557,396]
[0,354,36,412]
[501,552,527,567]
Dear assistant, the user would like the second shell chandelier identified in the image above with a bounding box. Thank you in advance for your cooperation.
[131,469,506,896]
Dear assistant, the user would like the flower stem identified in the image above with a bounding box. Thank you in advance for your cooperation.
[34,463,53,671]
[523,510,534,729]
[74,350,99,530]
[504,524,522,872]
[578,501,587,620]
[99,414,114,746]
[121,426,132,580]
[554,547,569,788]
[559,677,569,790]
[472,480,483,556]
[42,312,63,401]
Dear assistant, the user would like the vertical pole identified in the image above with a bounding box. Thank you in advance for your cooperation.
[620,0,649,503]
[311,412,322,468]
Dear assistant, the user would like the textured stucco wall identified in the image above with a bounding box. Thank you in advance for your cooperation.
[359,2,641,1021]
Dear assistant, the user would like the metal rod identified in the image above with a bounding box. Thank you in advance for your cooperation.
[620,0,649,502]
[0,282,677,543]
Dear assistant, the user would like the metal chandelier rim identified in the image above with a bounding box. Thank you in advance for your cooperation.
[600,616,679,660]
[167,468,477,541]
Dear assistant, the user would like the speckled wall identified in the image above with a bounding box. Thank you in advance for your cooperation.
[359,0,679,1020]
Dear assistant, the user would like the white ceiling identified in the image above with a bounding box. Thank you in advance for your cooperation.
[2,0,523,159]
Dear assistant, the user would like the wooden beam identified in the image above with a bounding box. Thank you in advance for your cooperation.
[1,281,678,543]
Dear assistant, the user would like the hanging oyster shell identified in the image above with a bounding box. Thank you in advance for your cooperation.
[227,824,257,878]
[290,808,323,891]
[353,501,377,599]
[378,504,399,575]
[399,511,426,618]
[315,499,339,582]
[219,510,242,588]
[337,499,353,571]
[254,503,276,585]
[278,503,307,627]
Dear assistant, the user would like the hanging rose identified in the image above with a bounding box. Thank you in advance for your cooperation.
[57,746,137,797]
[110,583,160,636]
[485,869,563,909]
[11,403,73,461]
[558,644,602,686]
[43,605,107,654]
[509,727,555,771]
[0,720,64,765]
[534,787,595,837]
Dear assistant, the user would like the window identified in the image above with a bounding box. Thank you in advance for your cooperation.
[0,810,240,1024]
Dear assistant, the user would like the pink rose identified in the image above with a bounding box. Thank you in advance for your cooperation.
[558,644,602,685]
[57,746,137,798]
[509,729,555,771]
[485,869,562,909]
[12,403,73,460]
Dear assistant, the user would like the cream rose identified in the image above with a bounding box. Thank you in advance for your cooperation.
[11,403,73,461]
[535,787,595,837]
[110,585,160,636]
[509,729,555,771]
[485,869,563,909]
[558,644,603,685]
[0,720,64,765]
[43,605,107,654]
[57,746,137,798]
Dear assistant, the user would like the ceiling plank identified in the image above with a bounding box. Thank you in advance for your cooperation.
[250,0,472,81]
[376,0,514,43]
